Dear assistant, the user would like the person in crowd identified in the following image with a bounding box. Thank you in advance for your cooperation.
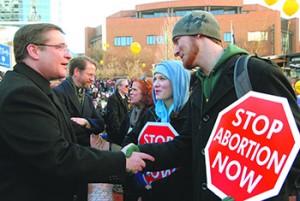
[122,60,192,201]
[118,76,154,144]
[104,78,130,194]
[91,76,153,151]
[0,23,154,201]
[91,76,154,196]
[93,98,103,116]
[105,78,129,146]
[53,56,105,201]
[125,11,300,201]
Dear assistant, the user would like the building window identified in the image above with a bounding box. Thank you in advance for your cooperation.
[114,36,133,46]
[142,11,168,18]
[211,8,236,15]
[224,32,231,43]
[281,32,292,53]
[224,9,236,14]
[248,31,268,41]
[174,10,193,17]
[147,35,167,45]
[211,9,224,15]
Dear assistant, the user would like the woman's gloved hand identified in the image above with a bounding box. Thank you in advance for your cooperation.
[121,143,140,158]
[222,196,234,201]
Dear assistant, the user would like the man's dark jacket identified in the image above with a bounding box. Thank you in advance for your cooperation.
[0,63,126,201]
[105,90,129,145]
[53,79,105,146]
[140,56,300,201]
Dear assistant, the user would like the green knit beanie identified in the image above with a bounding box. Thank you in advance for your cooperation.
[172,10,221,42]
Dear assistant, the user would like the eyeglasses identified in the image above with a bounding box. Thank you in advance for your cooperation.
[33,43,69,52]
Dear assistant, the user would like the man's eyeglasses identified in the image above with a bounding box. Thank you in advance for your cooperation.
[33,43,69,52]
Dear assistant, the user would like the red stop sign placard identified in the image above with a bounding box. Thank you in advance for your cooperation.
[205,91,300,201]
[138,122,178,186]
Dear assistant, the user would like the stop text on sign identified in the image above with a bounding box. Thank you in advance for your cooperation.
[138,122,179,185]
[142,134,174,143]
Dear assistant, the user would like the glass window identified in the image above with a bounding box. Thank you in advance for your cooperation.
[224,32,231,43]
[147,35,167,45]
[281,32,292,53]
[147,35,156,45]
[174,10,193,17]
[142,11,168,18]
[211,9,224,15]
[248,32,268,41]
[114,36,133,46]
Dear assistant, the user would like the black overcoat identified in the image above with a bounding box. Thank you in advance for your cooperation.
[0,63,126,201]
[105,91,129,145]
[53,79,105,146]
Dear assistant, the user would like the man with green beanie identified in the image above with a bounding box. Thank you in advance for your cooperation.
[126,10,300,201]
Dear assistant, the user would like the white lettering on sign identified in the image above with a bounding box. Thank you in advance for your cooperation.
[0,47,9,56]
[150,168,177,179]
[232,108,283,139]
[143,134,174,143]
[212,151,263,193]
[213,127,287,174]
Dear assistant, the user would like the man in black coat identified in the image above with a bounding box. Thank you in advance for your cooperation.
[105,78,129,146]
[0,23,154,201]
[53,56,105,147]
[53,56,105,200]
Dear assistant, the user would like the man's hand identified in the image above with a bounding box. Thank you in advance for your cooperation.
[122,143,155,173]
[90,134,109,150]
[71,117,90,128]
[126,152,155,174]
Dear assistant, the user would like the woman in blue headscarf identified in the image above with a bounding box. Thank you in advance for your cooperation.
[122,60,192,201]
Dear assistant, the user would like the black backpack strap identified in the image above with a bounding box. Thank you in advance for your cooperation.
[234,55,253,99]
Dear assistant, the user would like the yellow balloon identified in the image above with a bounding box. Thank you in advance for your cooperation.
[295,80,300,94]
[283,0,299,16]
[142,63,146,68]
[130,42,141,54]
[264,0,278,6]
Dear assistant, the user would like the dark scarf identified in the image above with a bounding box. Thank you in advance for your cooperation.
[66,76,85,105]
[130,106,143,127]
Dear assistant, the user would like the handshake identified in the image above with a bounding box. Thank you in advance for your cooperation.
[122,143,155,174]
[90,134,154,174]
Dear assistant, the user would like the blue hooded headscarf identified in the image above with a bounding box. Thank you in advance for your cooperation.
[153,60,190,122]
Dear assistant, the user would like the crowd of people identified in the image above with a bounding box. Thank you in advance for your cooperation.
[0,10,300,201]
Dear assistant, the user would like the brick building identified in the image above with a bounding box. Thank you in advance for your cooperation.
[85,0,299,68]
